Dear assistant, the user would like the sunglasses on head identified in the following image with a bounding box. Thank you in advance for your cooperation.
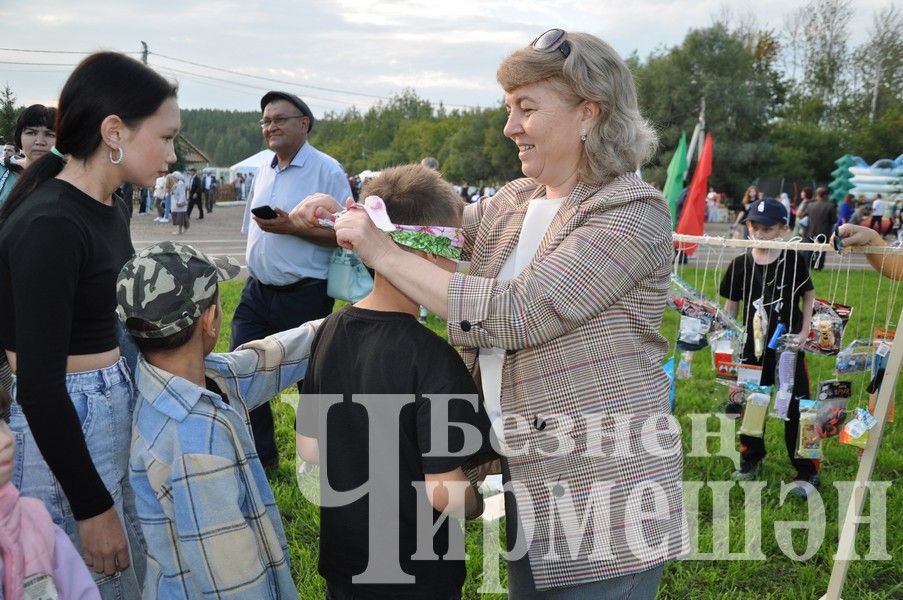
[531,28,570,58]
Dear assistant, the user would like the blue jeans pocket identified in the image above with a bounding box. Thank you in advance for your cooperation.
[70,388,120,501]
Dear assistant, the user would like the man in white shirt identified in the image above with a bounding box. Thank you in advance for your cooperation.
[153,174,167,222]
[232,91,352,469]
[870,194,886,233]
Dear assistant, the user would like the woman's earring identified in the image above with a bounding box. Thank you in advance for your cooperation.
[109,147,124,165]
[580,128,587,143]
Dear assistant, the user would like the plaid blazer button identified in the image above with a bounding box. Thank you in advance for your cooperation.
[460,320,472,332]
[533,413,547,431]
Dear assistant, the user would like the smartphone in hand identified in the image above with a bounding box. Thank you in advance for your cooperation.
[251,205,279,220]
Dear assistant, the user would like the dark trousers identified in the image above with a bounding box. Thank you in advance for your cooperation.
[188,195,204,219]
[204,189,214,212]
[230,276,333,464]
[740,354,819,479]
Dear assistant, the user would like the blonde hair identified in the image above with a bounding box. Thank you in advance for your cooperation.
[497,31,657,186]
[741,186,757,205]
[164,173,178,192]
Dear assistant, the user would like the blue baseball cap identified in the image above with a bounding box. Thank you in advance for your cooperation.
[745,198,788,225]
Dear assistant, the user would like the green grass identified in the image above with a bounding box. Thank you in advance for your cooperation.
[215,268,903,599]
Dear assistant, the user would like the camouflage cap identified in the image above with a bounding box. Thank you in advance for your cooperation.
[117,241,240,339]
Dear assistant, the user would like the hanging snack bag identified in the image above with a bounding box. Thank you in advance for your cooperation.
[669,273,743,337]
[751,298,768,359]
[796,399,824,460]
[835,339,873,376]
[737,363,763,387]
[815,380,853,439]
[710,329,742,385]
[868,327,895,422]
[839,407,878,450]
[739,384,772,438]
[802,299,852,356]
[676,303,716,350]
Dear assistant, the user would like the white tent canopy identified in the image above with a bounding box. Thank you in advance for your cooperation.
[229,149,274,180]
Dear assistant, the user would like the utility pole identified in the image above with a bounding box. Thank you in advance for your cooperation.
[141,41,148,65]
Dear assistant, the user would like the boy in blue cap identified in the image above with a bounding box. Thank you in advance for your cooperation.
[719,198,819,495]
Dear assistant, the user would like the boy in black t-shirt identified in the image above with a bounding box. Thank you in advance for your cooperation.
[297,165,490,600]
[719,198,819,495]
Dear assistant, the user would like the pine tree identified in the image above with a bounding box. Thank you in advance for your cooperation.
[0,84,19,144]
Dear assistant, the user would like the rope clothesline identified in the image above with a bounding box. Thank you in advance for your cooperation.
[671,233,903,255]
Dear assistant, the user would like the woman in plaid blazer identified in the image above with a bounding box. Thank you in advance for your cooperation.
[330,29,688,599]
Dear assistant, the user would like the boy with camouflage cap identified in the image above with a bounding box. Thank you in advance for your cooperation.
[117,241,317,599]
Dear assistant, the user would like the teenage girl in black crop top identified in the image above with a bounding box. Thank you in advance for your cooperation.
[0,52,179,593]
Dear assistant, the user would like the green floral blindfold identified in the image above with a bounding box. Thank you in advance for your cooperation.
[319,195,465,260]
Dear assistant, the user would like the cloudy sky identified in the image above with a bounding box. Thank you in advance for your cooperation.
[0,0,890,117]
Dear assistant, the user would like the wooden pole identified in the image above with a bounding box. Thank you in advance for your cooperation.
[819,304,903,600]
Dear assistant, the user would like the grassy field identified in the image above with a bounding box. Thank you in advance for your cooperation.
[215,266,902,599]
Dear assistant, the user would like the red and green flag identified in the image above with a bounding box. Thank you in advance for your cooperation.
[674,133,713,256]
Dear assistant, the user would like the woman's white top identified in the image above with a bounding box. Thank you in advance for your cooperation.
[478,196,564,444]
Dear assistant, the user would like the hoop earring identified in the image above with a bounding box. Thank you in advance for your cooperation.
[580,128,587,143]
[109,147,124,165]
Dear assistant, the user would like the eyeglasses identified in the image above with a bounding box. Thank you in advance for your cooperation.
[259,114,306,129]
[531,28,570,58]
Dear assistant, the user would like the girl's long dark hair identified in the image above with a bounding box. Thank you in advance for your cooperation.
[0,52,177,223]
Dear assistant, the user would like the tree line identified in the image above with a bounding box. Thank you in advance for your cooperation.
[1,1,900,201]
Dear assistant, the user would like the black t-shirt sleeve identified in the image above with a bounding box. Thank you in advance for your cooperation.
[10,215,114,519]
[719,257,745,302]
[415,363,488,475]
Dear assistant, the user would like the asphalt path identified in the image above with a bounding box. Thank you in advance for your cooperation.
[129,202,874,280]
[130,201,251,278]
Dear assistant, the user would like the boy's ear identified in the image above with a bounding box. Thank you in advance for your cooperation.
[200,303,218,338]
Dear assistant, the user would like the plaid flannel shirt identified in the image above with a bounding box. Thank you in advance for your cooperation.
[129,321,320,599]
[448,175,689,589]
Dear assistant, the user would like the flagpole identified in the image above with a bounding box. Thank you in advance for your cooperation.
[686,97,705,166]
[697,97,705,161]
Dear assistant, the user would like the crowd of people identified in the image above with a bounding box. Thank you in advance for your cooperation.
[730,185,900,241]
[0,26,898,600]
